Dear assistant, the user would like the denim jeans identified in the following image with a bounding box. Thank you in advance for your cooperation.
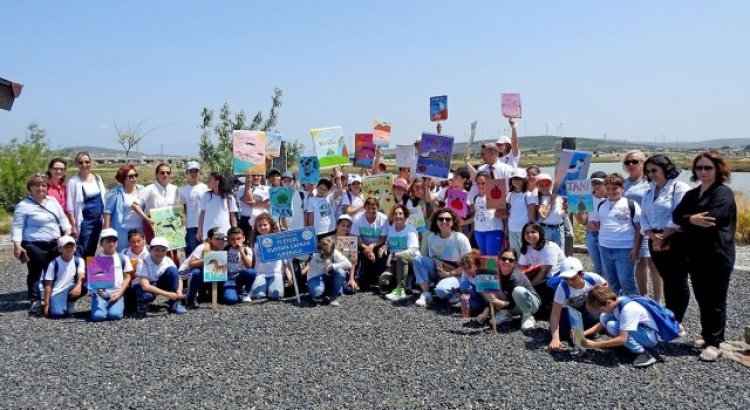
[251,273,284,300]
[474,230,504,256]
[585,230,603,275]
[542,224,564,248]
[506,286,541,317]
[185,267,256,304]
[48,283,87,318]
[459,279,487,312]
[307,268,347,300]
[134,267,180,305]
[599,247,638,295]
[411,255,462,300]
[91,293,125,321]
[601,313,659,354]
[508,231,522,256]
[184,227,199,257]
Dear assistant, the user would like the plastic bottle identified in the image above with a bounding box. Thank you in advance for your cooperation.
[460,291,470,318]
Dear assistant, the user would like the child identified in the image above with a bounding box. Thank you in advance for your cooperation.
[457,250,490,316]
[534,173,566,248]
[134,237,186,315]
[181,227,229,308]
[573,171,607,275]
[470,171,505,256]
[122,228,148,313]
[306,177,337,238]
[224,226,256,303]
[42,235,87,318]
[250,213,288,300]
[306,236,351,306]
[333,214,359,294]
[506,168,537,255]
[90,228,134,321]
[581,285,661,368]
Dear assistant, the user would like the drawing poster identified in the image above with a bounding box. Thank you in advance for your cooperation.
[354,133,376,168]
[554,149,592,196]
[485,179,508,210]
[415,133,454,179]
[566,179,594,212]
[149,206,187,250]
[297,156,320,185]
[373,119,391,147]
[405,205,427,233]
[335,236,358,261]
[501,93,522,118]
[396,144,416,173]
[270,186,294,219]
[265,132,283,158]
[568,307,587,351]
[310,126,350,168]
[361,174,394,213]
[87,256,115,290]
[203,251,228,282]
[430,95,448,122]
[445,188,468,218]
[232,130,266,175]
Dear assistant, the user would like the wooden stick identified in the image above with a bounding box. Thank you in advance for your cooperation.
[211,282,218,310]
[490,303,497,334]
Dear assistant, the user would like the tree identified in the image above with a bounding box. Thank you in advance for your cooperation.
[114,120,163,158]
[199,87,283,179]
[0,123,51,211]
[285,140,303,170]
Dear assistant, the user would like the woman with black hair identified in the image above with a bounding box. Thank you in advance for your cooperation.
[640,154,690,330]
[197,172,238,241]
[517,221,565,317]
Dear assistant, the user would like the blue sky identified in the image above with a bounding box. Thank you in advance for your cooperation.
[2,1,748,156]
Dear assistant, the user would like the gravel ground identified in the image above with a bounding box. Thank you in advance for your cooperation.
[0,252,748,409]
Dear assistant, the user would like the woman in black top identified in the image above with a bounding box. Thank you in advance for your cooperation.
[672,151,736,362]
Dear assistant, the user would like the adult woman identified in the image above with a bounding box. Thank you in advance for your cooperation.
[640,154,690,329]
[673,151,736,362]
[104,164,145,251]
[517,221,565,316]
[66,151,106,257]
[46,158,68,210]
[379,204,420,301]
[351,197,389,288]
[133,163,179,242]
[197,172,238,241]
[13,174,71,304]
[622,150,661,300]
[411,208,472,307]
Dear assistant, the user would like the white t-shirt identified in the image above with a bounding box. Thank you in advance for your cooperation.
[43,256,85,296]
[553,272,607,308]
[426,231,472,263]
[96,253,134,296]
[81,179,101,196]
[468,160,513,201]
[507,191,537,232]
[386,224,419,254]
[227,245,253,273]
[306,250,352,279]
[123,247,149,288]
[499,152,520,169]
[121,191,143,229]
[537,194,565,225]
[519,241,565,276]
[590,197,641,249]
[199,192,239,238]
[290,189,312,231]
[180,243,208,272]
[137,254,177,282]
[351,212,389,245]
[469,194,503,232]
[612,300,657,332]
[340,190,365,218]
[139,183,179,213]
[237,185,269,219]
[253,243,284,277]
[306,194,335,235]
[179,183,209,228]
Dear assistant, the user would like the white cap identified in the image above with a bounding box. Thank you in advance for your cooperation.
[497,136,511,145]
[348,175,362,184]
[185,161,201,171]
[337,214,353,223]
[150,236,169,249]
[58,235,76,248]
[536,173,553,183]
[238,176,246,184]
[99,228,119,241]
[510,168,527,179]
[558,257,584,279]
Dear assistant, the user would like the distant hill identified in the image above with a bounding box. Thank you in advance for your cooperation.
[52,146,191,159]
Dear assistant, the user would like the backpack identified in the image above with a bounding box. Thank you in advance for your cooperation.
[558,273,597,299]
[618,296,681,342]
[53,257,83,283]
[597,197,637,229]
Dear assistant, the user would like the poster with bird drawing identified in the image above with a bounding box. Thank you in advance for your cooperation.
[232,130,267,175]
[310,126,350,168]
[415,133,454,179]
[203,251,228,282]
[149,206,186,250]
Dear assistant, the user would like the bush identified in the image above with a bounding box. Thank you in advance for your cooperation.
[736,191,750,245]
[0,123,51,212]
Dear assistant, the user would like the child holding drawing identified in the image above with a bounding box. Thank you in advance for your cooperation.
[250,213,288,301]
[305,236,351,306]
[469,171,505,256]
[333,214,359,294]
[180,227,229,308]
[90,228,134,321]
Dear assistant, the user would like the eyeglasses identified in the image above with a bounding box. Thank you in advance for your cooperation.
[645,168,660,174]
[694,165,715,172]
[127,173,138,179]
[159,171,171,175]
[32,172,49,179]
[623,160,640,166]
[499,256,516,263]
[437,216,453,222]
[51,167,66,172]
[77,161,90,165]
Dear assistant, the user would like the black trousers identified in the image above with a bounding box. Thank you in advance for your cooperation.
[688,258,732,347]
[649,235,689,322]
[21,240,59,300]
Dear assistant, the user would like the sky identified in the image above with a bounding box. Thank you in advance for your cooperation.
[2,1,749,156]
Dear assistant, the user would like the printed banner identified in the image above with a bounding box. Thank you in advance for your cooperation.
[406,205,427,233]
[87,256,115,290]
[203,251,228,282]
[257,227,318,262]
[297,156,320,185]
[265,132,283,158]
[335,236,358,261]
[415,133,454,179]
[310,126,350,168]
[501,93,522,118]
[270,186,294,218]
[566,179,594,212]
[373,119,391,147]
[568,307,587,351]
[430,95,448,122]
[396,144,416,172]
[361,174,395,213]
[485,179,508,210]
[445,188,468,218]
[232,130,266,175]
[354,133,376,168]
[554,149,593,196]
[149,206,187,250]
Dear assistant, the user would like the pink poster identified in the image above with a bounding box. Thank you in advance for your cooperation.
[445,188,468,218]
[501,93,522,118]
[373,119,391,147]
[232,130,266,175]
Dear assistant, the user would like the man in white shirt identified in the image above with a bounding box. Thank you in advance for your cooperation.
[179,161,208,256]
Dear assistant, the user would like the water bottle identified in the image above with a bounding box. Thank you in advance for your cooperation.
[460,291,470,318]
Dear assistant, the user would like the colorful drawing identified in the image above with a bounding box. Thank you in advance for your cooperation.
[373,119,391,148]
[566,179,594,212]
[415,133,454,179]
[232,130,266,175]
[475,273,501,293]
[396,144,416,173]
[87,256,115,290]
[430,95,448,122]
[554,150,593,196]
[310,126,350,168]
[203,251,228,282]
[270,186,294,218]
[354,133,376,168]
[501,93,522,118]
[406,205,427,233]
[297,156,320,185]
[485,179,508,210]
[336,236,358,261]
[568,307,587,351]
[265,132,283,158]
[361,174,394,213]
[149,206,186,250]
[257,228,318,262]
[445,188,468,218]
[477,256,498,274]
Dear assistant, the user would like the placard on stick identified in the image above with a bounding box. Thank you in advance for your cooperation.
[311,126,350,168]
[501,93,522,118]
[415,133,453,179]
[554,149,592,196]
[297,156,320,185]
[566,179,594,212]
[430,95,448,122]
[232,130,266,175]
[354,133,376,168]
[373,119,391,147]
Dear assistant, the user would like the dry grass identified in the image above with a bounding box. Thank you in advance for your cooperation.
[736,191,750,245]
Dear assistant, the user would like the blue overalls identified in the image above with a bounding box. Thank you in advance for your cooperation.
[77,184,104,257]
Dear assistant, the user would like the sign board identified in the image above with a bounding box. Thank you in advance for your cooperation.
[257,227,318,263]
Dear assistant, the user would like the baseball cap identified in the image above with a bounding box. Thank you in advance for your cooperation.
[558,257,584,279]
[591,171,607,183]
[281,171,294,179]
[536,173,553,183]
[100,228,118,241]
[209,229,228,240]
[348,174,362,184]
[150,237,169,249]
[185,161,201,171]
[58,235,76,248]
[510,168,527,179]
[394,178,409,190]
[497,135,511,145]
[337,214,353,223]
[267,168,281,178]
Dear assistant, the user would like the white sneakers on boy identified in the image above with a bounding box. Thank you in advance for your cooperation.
[241,293,252,303]
[521,314,536,331]
[385,287,407,302]
[415,292,432,307]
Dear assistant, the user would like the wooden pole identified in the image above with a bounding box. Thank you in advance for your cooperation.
[211,282,218,310]
[490,303,497,334]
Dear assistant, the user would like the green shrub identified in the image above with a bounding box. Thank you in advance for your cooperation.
[0,123,51,212]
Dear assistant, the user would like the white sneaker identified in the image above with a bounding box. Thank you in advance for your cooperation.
[415,292,432,307]
[495,310,513,325]
[329,299,340,307]
[67,301,76,315]
[521,314,536,331]
[385,287,407,302]
[29,300,42,314]
[241,293,252,303]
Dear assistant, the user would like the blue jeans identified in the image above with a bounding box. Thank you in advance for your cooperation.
[184,227,199,258]
[48,283,87,318]
[307,268,347,300]
[599,247,638,295]
[412,255,460,300]
[508,231,522,255]
[474,230,504,256]
[186,267,256,304]
[91,293,125,321]
[601,313,659,354]
[251,273,284,300]
[542,224,564,248]
[585,230,603,275]
[134,267,180,305]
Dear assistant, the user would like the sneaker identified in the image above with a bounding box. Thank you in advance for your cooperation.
[633,352,657,368]
[66,301,77,315]
[241,293,252,303]
[312,295,324,303]
[329,298,340,307]
[448,294,460,305]
[171,303,187,315]
[29,300,42,314]
[415,292,432,307]
[495,310,513,325]
[186,299,199,309]
[521,314,536,331]
[136,302,148,317]
[385,287,407,302]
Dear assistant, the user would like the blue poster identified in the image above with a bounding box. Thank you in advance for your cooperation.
[475,274,500,293]
[297,156,320,185]
[554,149,592,196]
[257,227,318,262]
[270,186,294,218]
[415,133,454,179]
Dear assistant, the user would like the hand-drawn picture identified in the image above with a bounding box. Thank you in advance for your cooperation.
[354,133,376,168]
[430,95,448,122]
[373,119,391,147]
[501,93,522,118]
[310,126,350,168]
[149,206,186,250]
[297,156,320,185]
[203,251,228,282]
[232,130,266,175]
[415,133,453,179]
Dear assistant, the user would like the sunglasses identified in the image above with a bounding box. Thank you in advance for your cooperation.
[694,165,715,172]
[437,216,453,222]
[77,161,91,165]
[51,167,66,172]
[623,160,640,166]
[159,171,171,175]
[127,173,138,179]
[499,256,516,263]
